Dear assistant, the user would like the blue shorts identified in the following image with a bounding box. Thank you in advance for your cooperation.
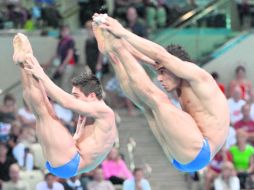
[45,152,80,179]
[172,138,211,172]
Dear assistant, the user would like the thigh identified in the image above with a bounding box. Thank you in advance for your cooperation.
[35,117,77,167]
[152,101,204,163]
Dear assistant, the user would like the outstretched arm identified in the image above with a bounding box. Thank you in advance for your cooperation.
[24,55,112,118]
[101,15,211,83]
[99,15,222,104]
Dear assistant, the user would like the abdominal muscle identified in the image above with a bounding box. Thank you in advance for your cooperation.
[179,85,229,157]
[74,119,117,173]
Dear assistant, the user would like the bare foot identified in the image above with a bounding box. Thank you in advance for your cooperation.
[13,33,33,64]
[92,22,106,54]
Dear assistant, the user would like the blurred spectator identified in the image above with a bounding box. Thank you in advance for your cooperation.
[7,122,22,157]
[19,127,36,144]
[79,172,94,190]
[2,163,30,190]
[87,167,115,190]
[211,72,225,94]
[17,99,36,128]
[229,65,251,100]
[35,0,55,5]
[0,94,17,143]
[102,147,132,184]
[0,94,17,122]
[84,20,103,75]
[144,0,167,32]
[36,173,64,190]
[24,13,35,31]
[228,86,246,125]
[245,155,254,188]
[123,167,151,190]
[249,90,254,120]
[50,25,78,93]
[62,176,83,190]
[214,161,240,190]
[235,0,251,27]
[41,3,62,28]
[225,125,237,150]
[229,130,254,188]
[126,6,148,38]
[31,1,42,21]
[78,0,103,27]
[247,155,254,173]
[114,0,144,20]
[0,143,16,182]
[52,100,74,133]
[245,172,254,189]
[204,148,232,190]
[5,3,28,28]
[12,140,34,171]
[234,103,254,144]
[187,0,197,8]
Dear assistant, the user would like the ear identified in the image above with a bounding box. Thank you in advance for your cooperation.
[88,92,97,100]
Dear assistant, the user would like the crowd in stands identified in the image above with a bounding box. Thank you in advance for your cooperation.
[0,0,62,30]
[0,0,225,32]
[2,0,254,32]
[2,0,253,34]
[0,89,151,189]
[0,20,150,186]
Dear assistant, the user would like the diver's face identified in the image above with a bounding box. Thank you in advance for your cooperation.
[156,66,181,92]
[72,86,95,102]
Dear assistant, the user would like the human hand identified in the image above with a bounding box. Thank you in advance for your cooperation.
[93,13,126,38]
[23,54,45,80]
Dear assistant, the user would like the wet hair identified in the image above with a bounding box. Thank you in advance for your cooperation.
[166,44,192,62]
[71,72,103,100]
[3,94,16,104]
[235,65,245,74]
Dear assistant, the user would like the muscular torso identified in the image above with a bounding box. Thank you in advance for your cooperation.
[73,114,117,172]
[178,81,229,154]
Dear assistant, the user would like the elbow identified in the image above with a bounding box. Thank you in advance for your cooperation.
[154,47,168,63]
[199,71,212,82]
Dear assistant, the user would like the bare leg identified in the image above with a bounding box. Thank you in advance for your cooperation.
[94,31,174,159]
[13,34,79,167]
[108,34,204,163]
[93,24,144,108]
[108,53,143,108]
[93,26,174,160]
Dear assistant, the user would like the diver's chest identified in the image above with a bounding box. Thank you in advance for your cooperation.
[179,92,203,113]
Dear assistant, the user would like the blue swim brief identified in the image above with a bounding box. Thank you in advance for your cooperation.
[45,152,80,179]
[172,138,211,172]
